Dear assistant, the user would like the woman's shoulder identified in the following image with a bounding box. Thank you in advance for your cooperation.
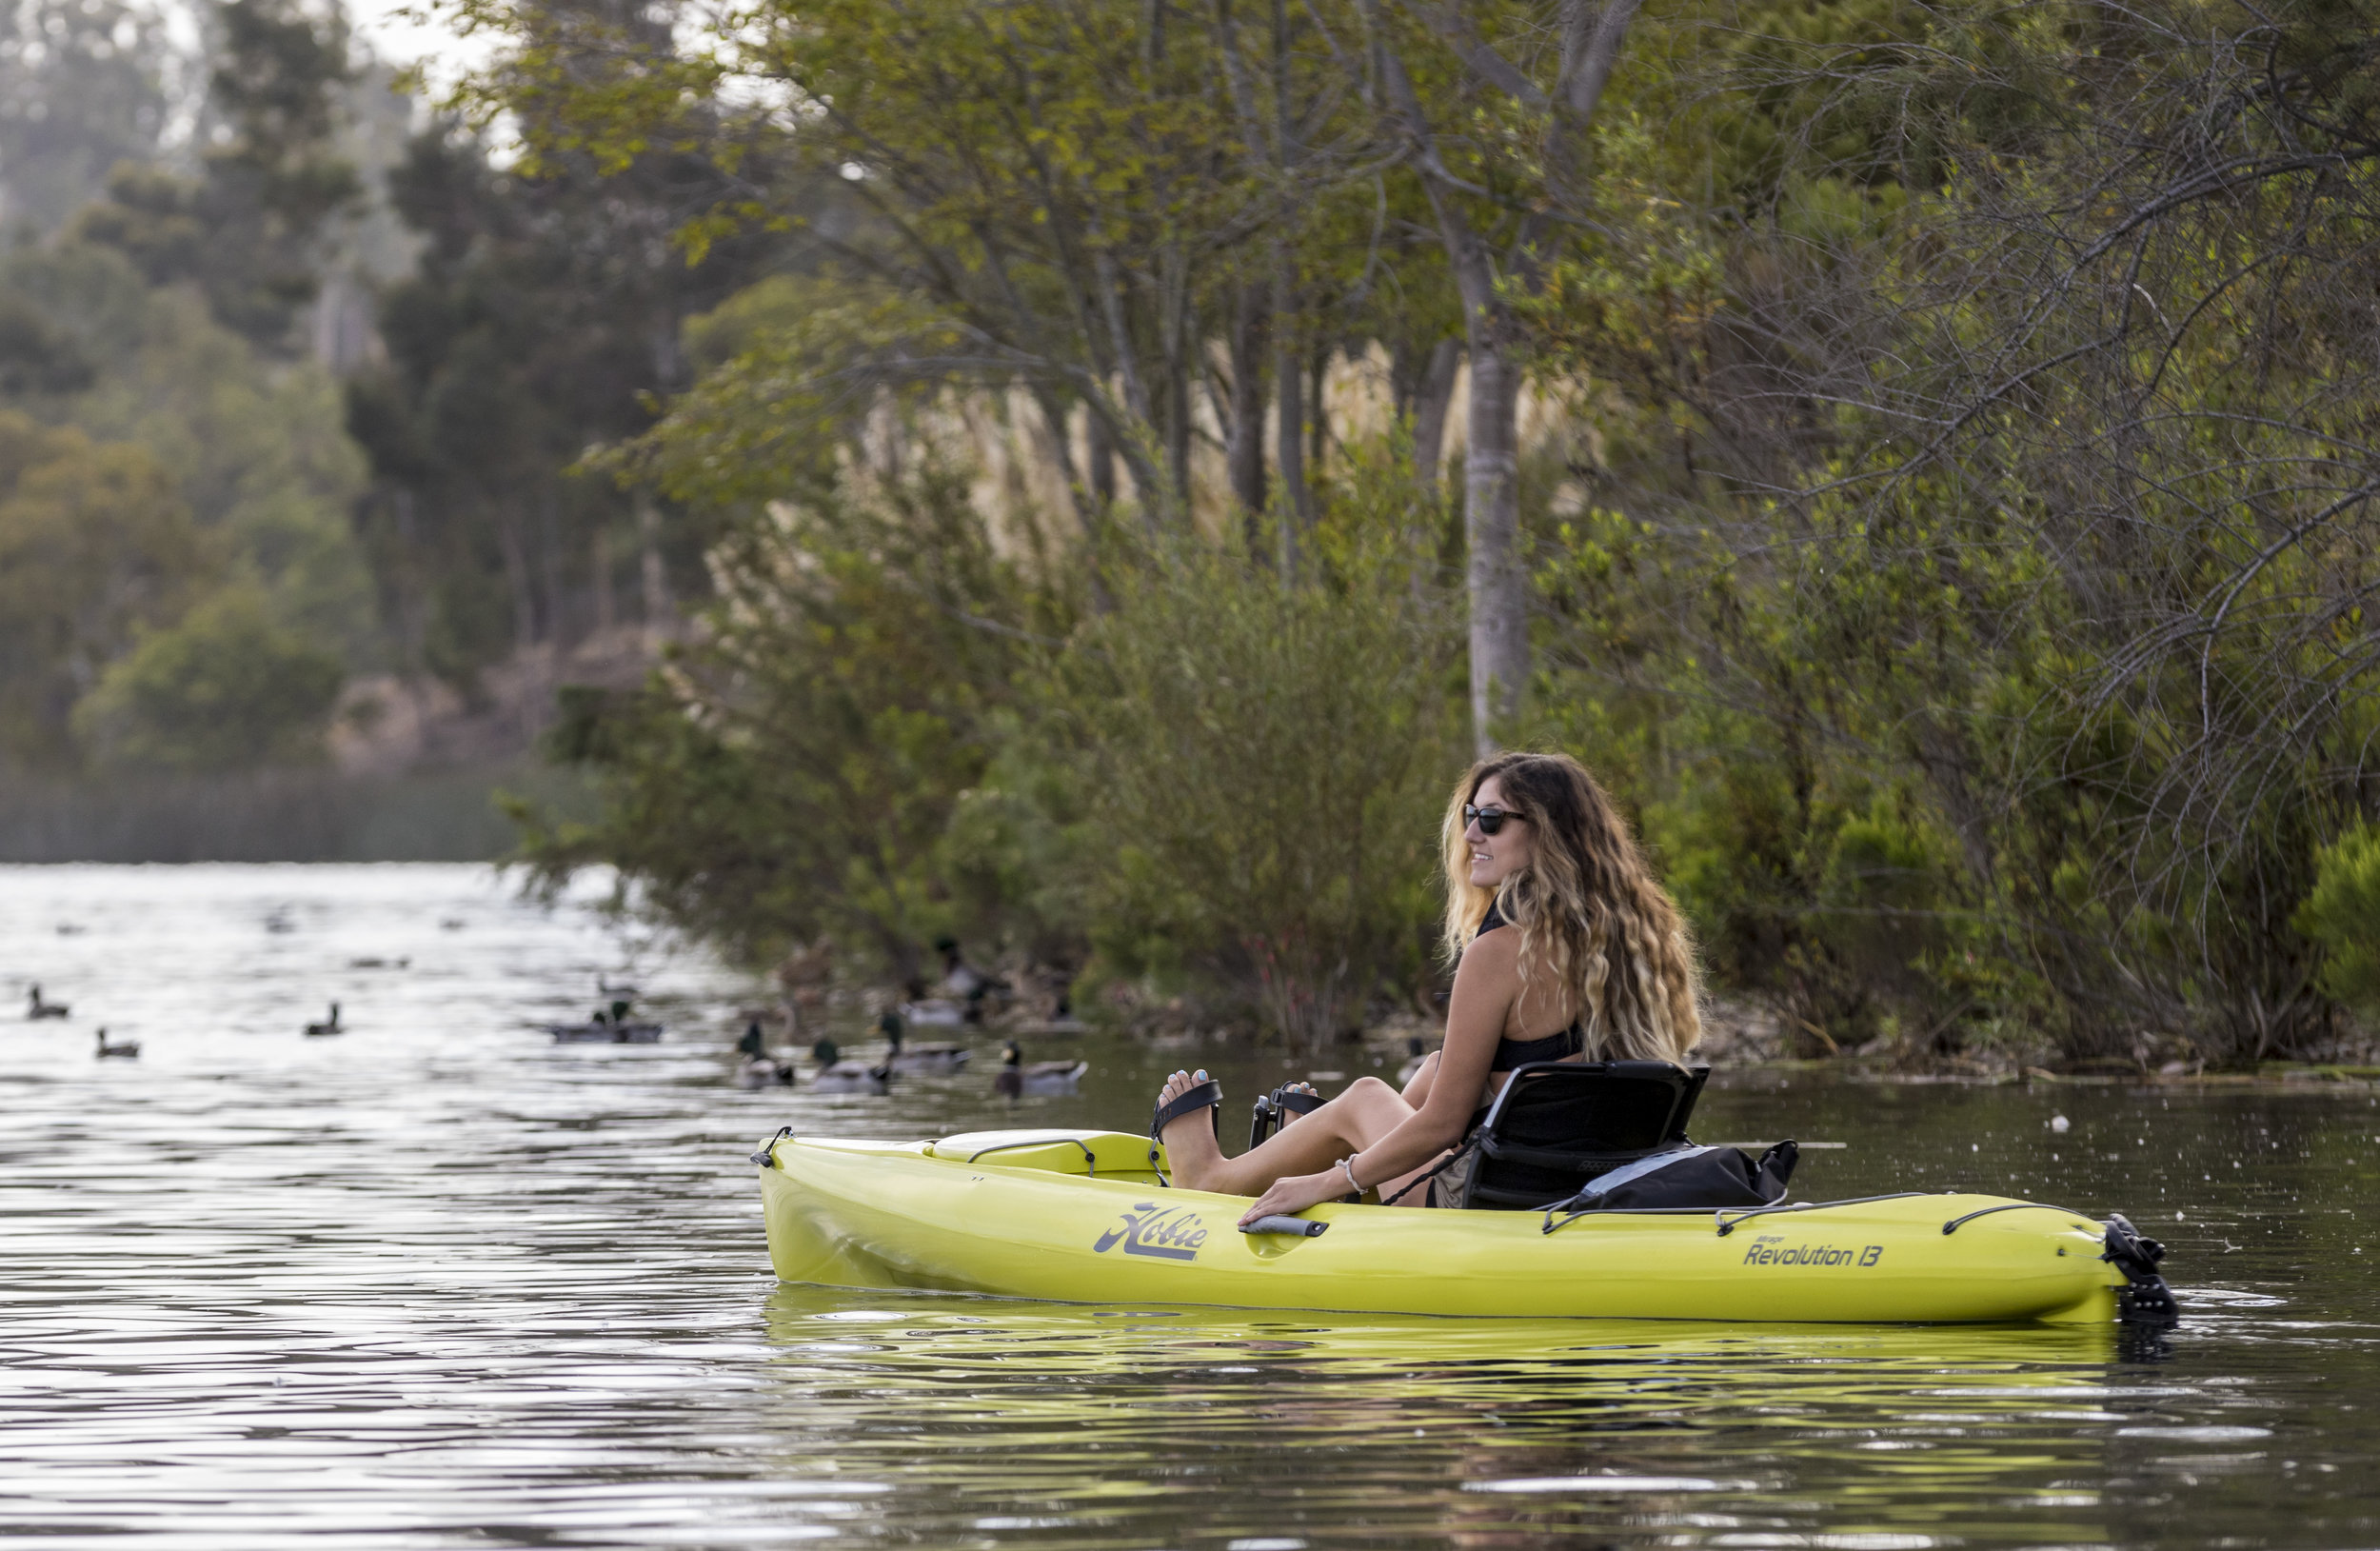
[1457,920,1520,975]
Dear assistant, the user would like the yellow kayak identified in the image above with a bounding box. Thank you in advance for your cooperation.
[753,1126,2162,1324]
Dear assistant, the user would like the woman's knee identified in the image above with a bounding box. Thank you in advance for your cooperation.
[1339,1075,1412,1123]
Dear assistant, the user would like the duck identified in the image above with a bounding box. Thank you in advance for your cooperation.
[304,1003,344,1037]
[935,936,1012,1022]
[26,984,69,1020]
[735,1022,796,1088]
[898,998,968,1029]
[1398,1035,1436,1086]
[545,1004,664,1043]
[994,1040,1087,1098]
[809,1057,893,1095]
[883,1010,968,1072]
[94,1027,139,1059]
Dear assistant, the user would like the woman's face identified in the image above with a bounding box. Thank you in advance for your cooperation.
[1464,774,1533,889]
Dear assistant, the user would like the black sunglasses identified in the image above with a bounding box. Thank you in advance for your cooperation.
[1463,804,1520,836]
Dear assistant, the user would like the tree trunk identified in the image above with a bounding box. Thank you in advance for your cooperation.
[1273,262,1311,575]
[636,495,674,643]
[1409,336,1462,592]
[1464,336,1527,751]
[538,486,567,650]
[592,524,616,634]
[1228,283,1269,547]
[1308,335,1330,482]
[1161,248,1194,506]
[1412,336,1462,496]
[495,504,538,654]
[1086,407,1119,509]
[1359,1,1644,751]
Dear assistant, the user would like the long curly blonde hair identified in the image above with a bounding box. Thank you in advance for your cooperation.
[1439,751,1701,1064]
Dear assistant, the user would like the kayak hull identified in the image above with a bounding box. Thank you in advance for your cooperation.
[755,1128,2127,1324]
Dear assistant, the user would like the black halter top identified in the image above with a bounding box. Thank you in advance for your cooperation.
[1474,897,1587,1071]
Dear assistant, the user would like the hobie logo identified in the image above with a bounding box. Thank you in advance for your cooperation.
[1093,1202,1210,1261]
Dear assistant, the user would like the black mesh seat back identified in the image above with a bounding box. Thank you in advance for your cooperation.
[1468,1061,1710,1208]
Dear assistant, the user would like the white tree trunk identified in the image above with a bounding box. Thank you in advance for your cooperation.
[1464,339,1528,751]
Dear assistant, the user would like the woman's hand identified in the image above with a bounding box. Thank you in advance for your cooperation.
[1236,1168,1349,1229]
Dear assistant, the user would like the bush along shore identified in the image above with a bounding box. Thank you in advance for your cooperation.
[473,0,2380,1073]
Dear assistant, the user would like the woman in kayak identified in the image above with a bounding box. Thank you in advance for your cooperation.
[1150,749,1701,1225]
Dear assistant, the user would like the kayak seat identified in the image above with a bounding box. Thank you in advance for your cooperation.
[1459,1060,1711,1210]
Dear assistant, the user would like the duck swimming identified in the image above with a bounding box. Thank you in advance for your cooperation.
[883,1011,968,1073]
[94,1028,139,1059]
[304,1003,344,1037]
[736,1022,796,1088]
[810,1057,893,1095]
[545,998,664,1044]
[993,1040,1087,1098]
[27,985,69,1020]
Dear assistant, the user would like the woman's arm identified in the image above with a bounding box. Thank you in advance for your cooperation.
[1233,931,1518,1223]
[1359,928,1513,1173]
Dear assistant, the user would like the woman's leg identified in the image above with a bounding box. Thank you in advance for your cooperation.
[1400,1050,1439,1105]
[1154,1071,1418,1195]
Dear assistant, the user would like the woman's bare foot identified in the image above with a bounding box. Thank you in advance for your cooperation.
[1154,1068,1225,1190]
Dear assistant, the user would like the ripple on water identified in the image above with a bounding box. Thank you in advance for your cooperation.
[3,863,2378,1550]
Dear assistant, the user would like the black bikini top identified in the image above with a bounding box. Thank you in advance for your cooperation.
[1475,897,1586,1072]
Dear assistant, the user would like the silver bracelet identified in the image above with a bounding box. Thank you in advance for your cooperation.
[1339,1155,1363,1196]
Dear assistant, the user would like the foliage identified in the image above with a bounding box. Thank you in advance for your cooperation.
[463,0,2380,1063]
[342,117,787,682]
[69,0,360,354]
[1046,489,1464,1042]
[2295,825,2380,1022]
[1,243,377,665]
[0,411,214,767]
[0,0,175,234]
[74,583,346,771]
[515,453,1063,974]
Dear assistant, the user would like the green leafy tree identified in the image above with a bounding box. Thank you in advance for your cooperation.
[74,583,346,770]
[0,410,214,767]
[342,117,787,682]
[3,243,377,666]
[70,0,360,353]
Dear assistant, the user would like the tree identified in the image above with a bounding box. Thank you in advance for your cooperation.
[0,0,174,234]
[1354,0,1644,748]
[3,242,378,666]
[70,0,360,354]
[0,410,214,767]
[342,116,785,682]
[74,582,345,769]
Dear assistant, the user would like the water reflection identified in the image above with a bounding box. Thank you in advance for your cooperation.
[2,865,2376,1549]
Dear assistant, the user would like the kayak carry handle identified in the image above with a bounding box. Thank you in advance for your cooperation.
[966,1135,1097,1176]
[749,1125,794,1168]
[1242,1215,1328,1238]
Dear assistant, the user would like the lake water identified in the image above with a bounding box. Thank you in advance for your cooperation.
[3,864,2374,1549]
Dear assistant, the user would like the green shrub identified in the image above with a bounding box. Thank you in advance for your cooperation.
[2295,824,2380,1017]
[1041,508,1463,1044]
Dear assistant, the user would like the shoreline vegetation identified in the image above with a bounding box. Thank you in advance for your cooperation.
[10,0,2380,1072]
